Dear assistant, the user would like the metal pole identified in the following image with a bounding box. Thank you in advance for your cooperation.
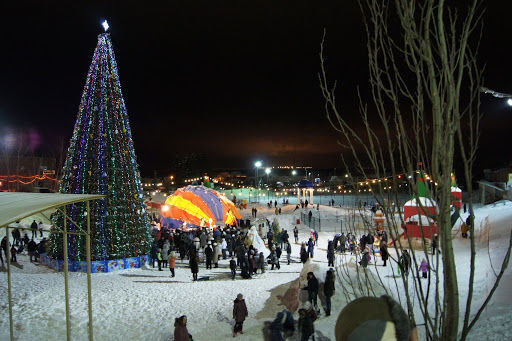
[63,213,71,341]
[86,201,93,341]
[6,225,14,341]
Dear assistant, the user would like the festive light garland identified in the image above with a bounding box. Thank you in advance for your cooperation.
[0,174,57,185]
[49,32,150,262]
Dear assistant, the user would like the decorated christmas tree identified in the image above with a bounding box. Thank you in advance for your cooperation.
[50,24,150,262]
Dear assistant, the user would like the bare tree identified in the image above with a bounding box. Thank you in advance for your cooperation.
[320,0,511,340]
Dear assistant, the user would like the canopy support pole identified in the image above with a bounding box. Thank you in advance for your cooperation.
[63,213,71,341]
[6,225,14,341]
[86,200,93,341]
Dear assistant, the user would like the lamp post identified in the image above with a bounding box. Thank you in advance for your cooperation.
[265,167,271,187]
[254,161,262,189]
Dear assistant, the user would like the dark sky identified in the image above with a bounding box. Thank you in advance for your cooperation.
[1,1,511,176]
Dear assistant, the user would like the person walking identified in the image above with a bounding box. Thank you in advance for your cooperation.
[38,221,44,237]
[302,272,319,310]
[323,269,335,316]
[174,315,192,341]
[327,241,335,267]
[380,241,389,267]
[213,242,220,268]
[307,238,314,259]
[189,250,199,281]
[10,245,17,263]
[233,293,248,337]
[27,238,37,262]
[258,252,265,274]
[161,240,170,268]
[169,250,176,277]
[230,256,237,280]
[432,234,440,255]
[156,248,163,271]
[205,244,213,269]
[221,238,227,259]
[293,226,299,244]
[30,220,38,239]
[300,243,309,264]
[286,242,292,265]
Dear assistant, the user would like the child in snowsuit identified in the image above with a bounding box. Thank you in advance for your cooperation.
[10,246,16,263]
[419,259,429,278]
[169,251,176,277]
[156,249,163,271]
[230,257,237,280]
[233,294,248,337]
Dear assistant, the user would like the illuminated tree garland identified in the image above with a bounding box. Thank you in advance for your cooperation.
[50,31,150,261]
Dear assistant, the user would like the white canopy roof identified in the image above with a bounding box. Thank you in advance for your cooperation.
[0,192,104,227]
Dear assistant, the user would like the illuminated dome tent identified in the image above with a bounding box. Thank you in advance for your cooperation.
[160,185,241,229]
[297,180,314,204]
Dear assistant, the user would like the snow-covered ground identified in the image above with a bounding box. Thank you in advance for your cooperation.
[0,201,511,340]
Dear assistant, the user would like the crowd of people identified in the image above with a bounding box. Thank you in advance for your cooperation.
[1,220,48,267]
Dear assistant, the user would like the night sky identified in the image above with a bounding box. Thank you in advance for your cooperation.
[1,1,511,176]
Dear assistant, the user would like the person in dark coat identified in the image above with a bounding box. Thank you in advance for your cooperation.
[268,311,285,341]
[300,243,309,264]
[323,269,335,316]
[400,250,411,276]
[298,308,314,341]
[30,220,38,239]
[359,251,369,268]
[230,256,237,280]
[1,237,8,260]
[233,293,248,337]
[189,252,199,281]
[432,234,440,255]
[150,242,158,268]
[282,309,295,338]
[327,241,335,267]
[293,226,299,243]
[258,252,266,274]
[27,239,38,262]
[174,315,192,341]
[205,244,213,269]
[307,238,314,258]
[286,242,292,265]
[380,242,389,266]
[302,272,319,309]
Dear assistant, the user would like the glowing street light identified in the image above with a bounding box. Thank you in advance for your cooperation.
[507,98,512,107]
[265,168,271,174]
[291,170,297,176]
[254,161,262,189]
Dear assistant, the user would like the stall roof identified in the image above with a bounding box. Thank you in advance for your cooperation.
[0,192,104,227]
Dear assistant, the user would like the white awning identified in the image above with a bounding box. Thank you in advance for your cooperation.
[0,192,104,227]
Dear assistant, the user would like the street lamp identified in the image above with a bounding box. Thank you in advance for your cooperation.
[265,168,271,186]
[291,170,297,176]
[254,161,262,189]
[507,98,512,107]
